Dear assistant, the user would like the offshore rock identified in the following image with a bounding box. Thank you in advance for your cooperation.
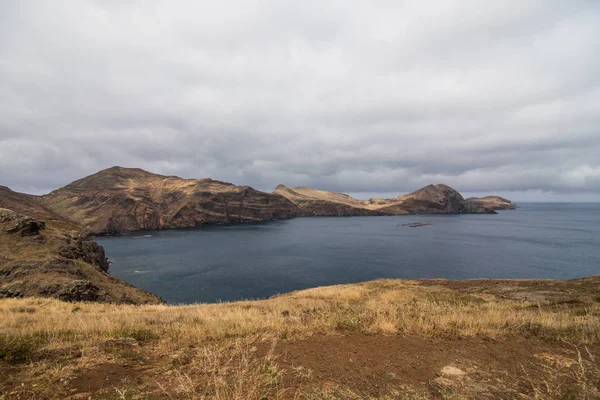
[466,196,516,210]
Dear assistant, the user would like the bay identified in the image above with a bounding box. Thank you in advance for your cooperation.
[98,203,600,304]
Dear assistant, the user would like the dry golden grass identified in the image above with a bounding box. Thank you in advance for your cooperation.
[3,279,599,346]
[1,278,599,399]
[274,186,375,209]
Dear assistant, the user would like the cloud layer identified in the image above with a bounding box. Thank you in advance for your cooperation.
[1,1,599,200]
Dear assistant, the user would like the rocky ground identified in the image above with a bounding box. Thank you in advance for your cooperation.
[0,208,161,305]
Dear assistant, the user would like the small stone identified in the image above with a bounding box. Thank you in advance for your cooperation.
[441,365,467,377]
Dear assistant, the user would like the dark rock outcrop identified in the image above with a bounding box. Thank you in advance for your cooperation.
[59,236,109,272]
[0,208,46,236]
[0,186,76,230]
[56,280,109,302]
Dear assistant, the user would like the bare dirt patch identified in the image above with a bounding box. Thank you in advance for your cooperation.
[67,363,145,398]
[259,334,600,399]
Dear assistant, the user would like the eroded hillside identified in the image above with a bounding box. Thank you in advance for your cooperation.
[41,167,298,234]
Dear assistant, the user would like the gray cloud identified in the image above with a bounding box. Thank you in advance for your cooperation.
[1,1,599,200]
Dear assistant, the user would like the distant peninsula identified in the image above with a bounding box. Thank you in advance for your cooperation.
[1,166,515,236]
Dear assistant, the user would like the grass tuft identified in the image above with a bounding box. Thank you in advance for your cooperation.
[0,333,44,363]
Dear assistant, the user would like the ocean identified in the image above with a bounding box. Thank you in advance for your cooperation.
[97,203,600,304]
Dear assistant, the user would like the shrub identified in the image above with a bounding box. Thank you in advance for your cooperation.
[0,333,43,363]
[110,327,160,342]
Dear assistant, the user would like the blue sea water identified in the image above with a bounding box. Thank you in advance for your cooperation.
[97,203,600,304]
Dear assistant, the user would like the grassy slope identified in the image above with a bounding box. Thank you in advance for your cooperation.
[274,186,377,209]
[1,277,599,399]
[0,208,162,305]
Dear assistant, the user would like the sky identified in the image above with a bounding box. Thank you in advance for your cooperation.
[1,1,599,201]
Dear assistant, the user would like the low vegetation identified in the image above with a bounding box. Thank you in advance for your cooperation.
[1,277,599,399]
[0,208,162,305]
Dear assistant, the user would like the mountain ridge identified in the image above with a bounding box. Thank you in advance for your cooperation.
[274,182,498,217]
[2,166,514,235]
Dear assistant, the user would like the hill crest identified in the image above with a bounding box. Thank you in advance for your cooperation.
[1,167,513,234]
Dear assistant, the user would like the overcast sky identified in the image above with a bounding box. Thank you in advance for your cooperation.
[1,1,599,201]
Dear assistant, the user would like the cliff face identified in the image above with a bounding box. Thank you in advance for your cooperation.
[41,167,298,234]
[0,208,162,304]
[466,196,516,210]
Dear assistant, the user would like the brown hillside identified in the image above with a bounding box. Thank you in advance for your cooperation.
[0,186,76,231]
[273,185,388,216]
[42,166,298,234]
[376,184,496,214]
[467,195,516,210]
[276,183,498,216]
[3,167,511,235]
[0,208,161,304]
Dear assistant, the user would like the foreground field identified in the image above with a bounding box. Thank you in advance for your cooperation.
[1,277,600,399]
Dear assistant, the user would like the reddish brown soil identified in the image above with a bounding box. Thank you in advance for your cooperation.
[67,363,145,397]
[259,334,600,399]
[2,334,599,399]
[0,364,19,396]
